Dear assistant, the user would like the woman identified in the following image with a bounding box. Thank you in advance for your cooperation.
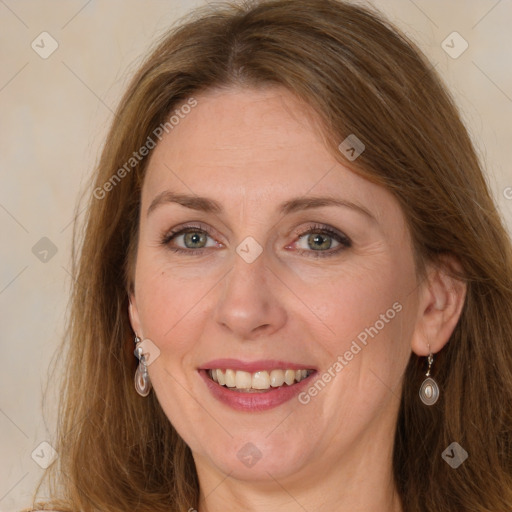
[29,0,512,511]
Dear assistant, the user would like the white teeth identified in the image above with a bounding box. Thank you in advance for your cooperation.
[208,368,312,391]
[225,369,236,388]
[270,369,285,387]
[252,371,270,389]
[216,369,225,386]
[235,370,252,389]
[284,369,295,385]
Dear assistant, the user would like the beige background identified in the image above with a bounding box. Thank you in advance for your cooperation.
[1,1,511,510]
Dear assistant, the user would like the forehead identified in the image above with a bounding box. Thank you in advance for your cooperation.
[141,86,402,231]
[146,86,330,182]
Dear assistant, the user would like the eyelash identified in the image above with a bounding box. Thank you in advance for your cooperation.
[160,222,352,258]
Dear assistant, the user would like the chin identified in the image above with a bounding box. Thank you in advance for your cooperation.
[195,431,313,482]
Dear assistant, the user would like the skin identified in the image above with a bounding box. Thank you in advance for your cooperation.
[129,86,467,512]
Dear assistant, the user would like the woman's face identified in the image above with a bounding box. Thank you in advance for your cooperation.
[129,86,423,482]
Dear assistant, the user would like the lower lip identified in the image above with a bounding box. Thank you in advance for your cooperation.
[199,370,316,412]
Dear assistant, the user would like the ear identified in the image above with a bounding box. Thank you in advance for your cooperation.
[411,254,467,356]
[128,293,142,338]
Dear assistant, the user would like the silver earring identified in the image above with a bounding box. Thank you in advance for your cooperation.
[419,351,439,406]
[134,335,152,397]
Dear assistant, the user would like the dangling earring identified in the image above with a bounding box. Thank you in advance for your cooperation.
[419,349,440,406]
[134,335,152,397]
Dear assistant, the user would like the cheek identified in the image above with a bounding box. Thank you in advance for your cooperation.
[295,254,410,344]
[136,250,206,328]
[301,253,415,401]
[134,261,204,365]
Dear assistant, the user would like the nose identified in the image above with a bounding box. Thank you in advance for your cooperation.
[213,249,288,340]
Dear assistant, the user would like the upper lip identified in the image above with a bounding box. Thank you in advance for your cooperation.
[199,358,316,373]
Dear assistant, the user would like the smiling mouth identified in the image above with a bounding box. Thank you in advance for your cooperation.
[207,368,315,393]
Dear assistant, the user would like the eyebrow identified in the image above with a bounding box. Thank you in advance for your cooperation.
[147,191,377,222]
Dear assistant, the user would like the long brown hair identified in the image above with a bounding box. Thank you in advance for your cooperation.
[31,0,512,510]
